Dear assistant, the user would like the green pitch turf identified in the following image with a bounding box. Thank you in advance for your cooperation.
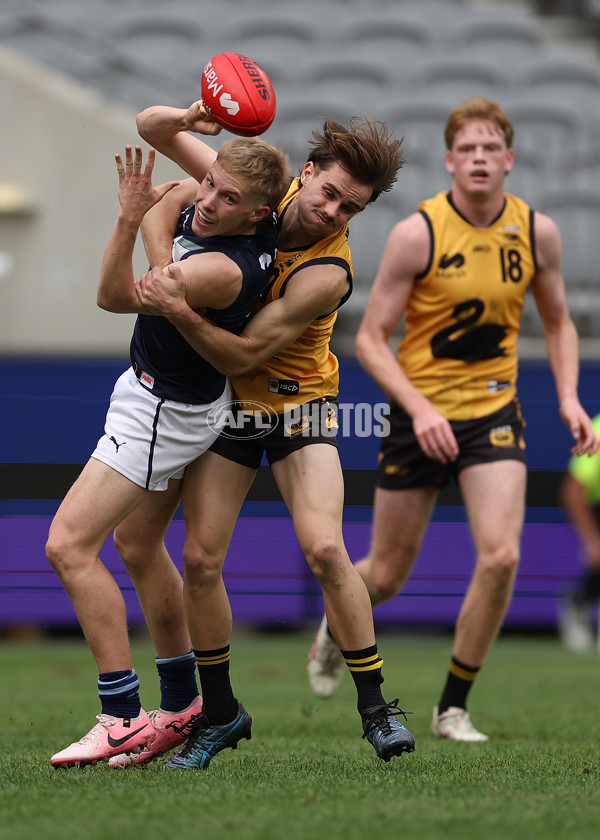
[1,629,599,840]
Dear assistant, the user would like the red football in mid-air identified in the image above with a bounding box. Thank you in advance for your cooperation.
[201,52,276,137]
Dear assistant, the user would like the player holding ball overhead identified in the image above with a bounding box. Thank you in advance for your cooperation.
[105,87,412,768]
[46,82,291,767]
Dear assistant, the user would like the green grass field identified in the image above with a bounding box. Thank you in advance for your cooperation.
[1,628,599,840]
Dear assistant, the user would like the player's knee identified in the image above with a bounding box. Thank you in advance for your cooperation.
[45,535,62,573]
[46,526,77,578]
[305,539,346,583]
[182,539,223,587]
[481,542,520,579]
[367,546,416,602]
[371,571,404,603]
[113,525,139,568]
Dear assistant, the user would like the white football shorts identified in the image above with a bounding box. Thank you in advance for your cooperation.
[91,367,233,491]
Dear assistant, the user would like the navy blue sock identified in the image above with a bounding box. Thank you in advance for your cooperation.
[155,650,199,712]
[98,669,141,718]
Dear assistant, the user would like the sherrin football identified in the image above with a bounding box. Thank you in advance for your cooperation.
[201,53,276,137]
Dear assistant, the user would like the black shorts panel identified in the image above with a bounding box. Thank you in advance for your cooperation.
[209,398,339,469]
[377,399,527,491]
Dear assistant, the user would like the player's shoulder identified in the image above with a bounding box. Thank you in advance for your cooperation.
[385,210,431,253]
[532,208,561,238]
[531,208,562,268]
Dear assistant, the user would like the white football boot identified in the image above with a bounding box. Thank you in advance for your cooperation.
[307,615,345,699]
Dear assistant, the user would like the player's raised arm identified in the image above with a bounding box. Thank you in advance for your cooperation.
[137,101,221,183]
[97,145,180,313]
[137,53,277,179]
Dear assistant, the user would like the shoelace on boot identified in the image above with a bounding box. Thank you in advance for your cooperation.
[166,713,203,736]
[362,698,412,739]
[170,714,211,757]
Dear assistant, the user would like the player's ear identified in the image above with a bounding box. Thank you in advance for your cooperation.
[445,149,454,175]
[504,147,515,175]
[300,161,315,185]
[249,205,271,223]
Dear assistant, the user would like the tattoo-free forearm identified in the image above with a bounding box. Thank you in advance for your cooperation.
[170,310,255,376]
[97,214,139,313]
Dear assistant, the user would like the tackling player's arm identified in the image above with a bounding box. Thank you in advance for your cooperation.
[530,211,598,456]
[135,261,350,375]
[355,212,459,464]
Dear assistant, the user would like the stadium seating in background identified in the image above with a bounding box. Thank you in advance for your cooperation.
[506,158,545,208]
[536,188,600,336]
[269,95,354,171]
[334,11,434,61]
[295,52,397,118]
[218,9,327,71]
[452,8,543,49]
[2,0,600,340]
[378,96,451,169]
[502,95,583,169]
[405,53,509,104]
[347,204,396,286]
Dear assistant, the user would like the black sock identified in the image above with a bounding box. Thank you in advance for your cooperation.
[194,646,237,725]
[575,569,600,605]
[340,645,385,715]
[437,657,480,714]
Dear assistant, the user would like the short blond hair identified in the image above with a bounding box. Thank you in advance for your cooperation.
[216,137,291,211]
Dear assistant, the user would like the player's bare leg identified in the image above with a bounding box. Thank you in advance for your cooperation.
[109,477,206,769]
[307,484,436,698]
[46,458,148,670]
[46,459,156,767]
[355,485,438,606]
[161,451,257,771]
[455,460,525,665]
[180,451,257,650]
[113,478,190,658]
[279,444,415,759]
[273,445,375,650]
[431,459,526,742]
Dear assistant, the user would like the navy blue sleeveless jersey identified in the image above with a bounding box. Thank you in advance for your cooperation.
[130,205,277,404]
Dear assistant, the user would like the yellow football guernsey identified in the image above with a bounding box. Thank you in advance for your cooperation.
[231,178,353,414]
[399,191,537,420]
